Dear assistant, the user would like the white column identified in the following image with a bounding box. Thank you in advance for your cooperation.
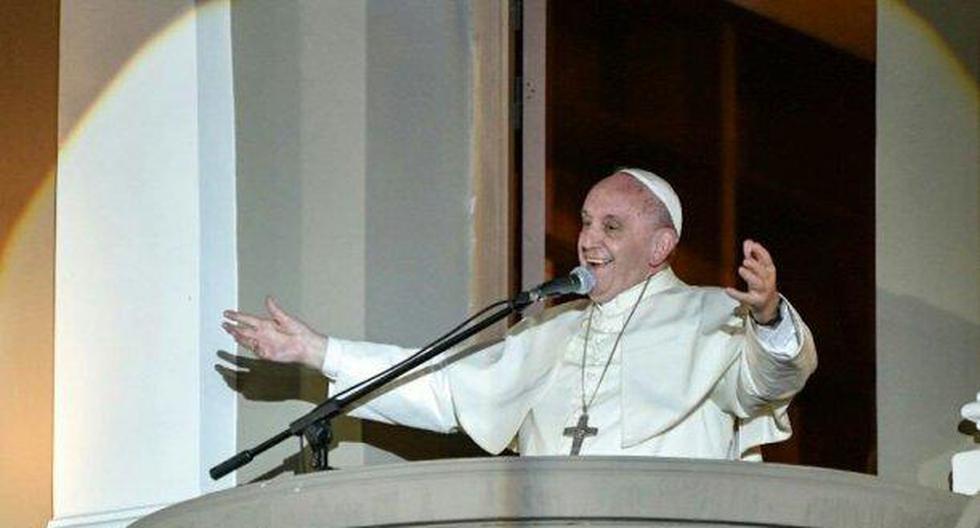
[194,0,239,496]
[876,0,980,489]
[52,2,237,527]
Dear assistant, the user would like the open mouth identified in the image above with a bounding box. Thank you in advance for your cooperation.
[584,257,613,270]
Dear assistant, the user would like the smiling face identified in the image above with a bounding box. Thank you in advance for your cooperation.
[578,173,678,304]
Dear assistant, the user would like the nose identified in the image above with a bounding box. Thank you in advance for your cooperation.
[578,223,601,249]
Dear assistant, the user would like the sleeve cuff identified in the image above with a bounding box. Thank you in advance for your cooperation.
[321,336,346,380]
[751,296,800,358]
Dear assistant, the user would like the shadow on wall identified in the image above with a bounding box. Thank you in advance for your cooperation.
[904,0,979,83]
[958,419,979,443]
[215,350,331,479]
[215,348,489,478]
[216,350,326,404]
[876,288,980,488]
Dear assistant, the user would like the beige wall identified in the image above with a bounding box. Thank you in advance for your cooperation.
[231,0,475,479]
[0,2,58,527]
[231,0,370,479]
[877,0,979,488]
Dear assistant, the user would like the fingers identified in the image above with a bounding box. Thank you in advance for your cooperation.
[221,318,269,358]
[222,322,257,348]
[754,242,774,268]
[739,239,777,288]
[222,320,252,340]
[743,239,774,269]
[221,299,301,362]
[727,278,766,305]
[732,237,778,295]
[222,307,278,346]
[733,239,782,322]
[227,332,253,353]
[265,296,292,326]
[739,258,774,293]
[223,309,262,328]
[724,287,752,304]
[737,264,765,291]
[741,255,767,275]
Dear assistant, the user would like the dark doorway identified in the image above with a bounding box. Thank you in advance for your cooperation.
[526,0,876,472]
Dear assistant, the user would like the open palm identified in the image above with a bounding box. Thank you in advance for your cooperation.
[222,297,326,370]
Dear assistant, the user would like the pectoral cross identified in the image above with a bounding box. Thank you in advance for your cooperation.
[563,413,598,455]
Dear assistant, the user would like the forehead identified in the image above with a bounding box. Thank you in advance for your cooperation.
[581,175,648,217]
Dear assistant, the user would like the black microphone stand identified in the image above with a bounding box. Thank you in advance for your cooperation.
[210,295,534,480]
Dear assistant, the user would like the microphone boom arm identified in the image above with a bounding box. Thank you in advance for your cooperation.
[209,295,535,480]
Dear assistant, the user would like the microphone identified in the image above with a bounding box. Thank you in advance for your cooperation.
[518,266,596,304]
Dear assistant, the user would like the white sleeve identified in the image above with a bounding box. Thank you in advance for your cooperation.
[750,296,799,358]
[321,337,460,434]
[736,297,817,413]
[712,298,817,459]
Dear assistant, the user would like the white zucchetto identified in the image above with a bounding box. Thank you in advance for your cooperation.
[618,168,683,238]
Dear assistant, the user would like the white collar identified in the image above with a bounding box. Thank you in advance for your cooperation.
[592,267,681,319]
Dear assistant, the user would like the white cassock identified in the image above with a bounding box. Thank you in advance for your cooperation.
[323,267,817,459]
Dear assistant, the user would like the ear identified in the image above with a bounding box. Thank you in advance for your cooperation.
[648,228,679,268]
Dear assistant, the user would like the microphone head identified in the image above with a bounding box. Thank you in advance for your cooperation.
[570,266,596,295]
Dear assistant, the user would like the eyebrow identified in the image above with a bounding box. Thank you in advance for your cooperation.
[581,210,625,223]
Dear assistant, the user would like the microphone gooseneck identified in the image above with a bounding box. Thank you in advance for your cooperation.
[519,266,596,303]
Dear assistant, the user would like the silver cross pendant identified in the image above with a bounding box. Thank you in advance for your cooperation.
[562,413,598,455]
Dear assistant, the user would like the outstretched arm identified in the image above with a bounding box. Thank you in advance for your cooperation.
[221,298,461,434]
[222,296,327,371]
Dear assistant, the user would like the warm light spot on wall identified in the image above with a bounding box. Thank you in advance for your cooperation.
[0,2,58,526]
[2,2,231,525]
[52,2,238,517]
[0,172,55,528]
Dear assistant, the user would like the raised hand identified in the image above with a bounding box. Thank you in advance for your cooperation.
[222,296,327,370]
[724,239,781,324]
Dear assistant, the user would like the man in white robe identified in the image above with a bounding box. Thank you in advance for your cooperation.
[223,168,817,459]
